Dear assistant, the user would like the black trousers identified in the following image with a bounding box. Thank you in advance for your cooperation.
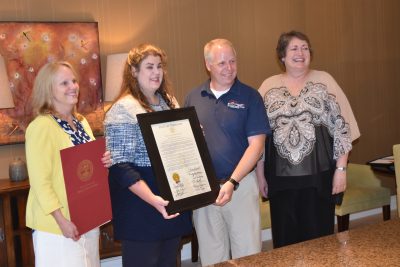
[121,237,181,267]
[269,187,335,248]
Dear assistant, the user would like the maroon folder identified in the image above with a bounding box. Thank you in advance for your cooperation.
[60,137,112,234]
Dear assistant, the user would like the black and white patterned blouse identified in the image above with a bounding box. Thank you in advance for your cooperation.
[264,82,352,165]
[52,115,91,145]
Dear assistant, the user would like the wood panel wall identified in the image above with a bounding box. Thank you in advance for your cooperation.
[0,0,400,177]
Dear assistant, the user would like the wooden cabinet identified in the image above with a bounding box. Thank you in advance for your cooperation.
[0,179,32,267]
[0,179,122,267]
[0,198,7,267]
[99,222,122,259]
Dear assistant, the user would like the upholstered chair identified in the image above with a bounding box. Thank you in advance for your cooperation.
[335,163,391,232]
[260,197,271,230]
[392,144,400,217]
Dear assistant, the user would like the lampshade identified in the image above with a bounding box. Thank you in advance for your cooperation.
[104,53,128,102]
[0,54,14,108]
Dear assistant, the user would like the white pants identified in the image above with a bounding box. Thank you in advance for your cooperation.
[193,171,261,266]
[33,228,100,267]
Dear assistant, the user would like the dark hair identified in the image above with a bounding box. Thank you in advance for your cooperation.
[112,43,175,112]
[276,30,313,70]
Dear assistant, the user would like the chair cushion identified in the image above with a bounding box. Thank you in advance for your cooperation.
[260,198,271,229]
[335,186,391,216]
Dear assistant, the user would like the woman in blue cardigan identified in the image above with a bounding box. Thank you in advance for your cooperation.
[104,44,192,267]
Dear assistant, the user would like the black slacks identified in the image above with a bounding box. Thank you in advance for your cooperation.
[269,186,335,248]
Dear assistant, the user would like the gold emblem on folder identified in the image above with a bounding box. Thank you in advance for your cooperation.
[77,159,93,182]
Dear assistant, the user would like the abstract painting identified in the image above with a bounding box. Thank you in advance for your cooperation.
[0,22,104,145]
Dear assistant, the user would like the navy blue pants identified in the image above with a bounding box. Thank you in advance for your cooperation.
[121,237,181,267]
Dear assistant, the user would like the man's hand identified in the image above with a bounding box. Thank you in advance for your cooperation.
[215,182,234,206]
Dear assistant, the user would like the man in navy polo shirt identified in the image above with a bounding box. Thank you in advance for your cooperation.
[185,38,270,266]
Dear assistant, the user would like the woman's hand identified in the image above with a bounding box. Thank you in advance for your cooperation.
[257,174,268,199]
[101,151,112,168]
[150,195,180,219]
[256,160,268,198]
[58,219,80,241]
[52,209,80,241]
[332,169,347,194]
[333,154,349,194]
[128,180,179,219]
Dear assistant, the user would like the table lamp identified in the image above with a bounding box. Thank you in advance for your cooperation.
[104,53,128,103]
[0,55,26,182]
[0,54,14,109]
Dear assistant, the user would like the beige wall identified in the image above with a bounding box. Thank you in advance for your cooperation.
[1,0,400,179]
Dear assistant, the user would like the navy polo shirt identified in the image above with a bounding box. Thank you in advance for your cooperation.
[185,78,271,180]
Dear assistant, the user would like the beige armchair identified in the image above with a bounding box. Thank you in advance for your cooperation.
[335,163,391,232]
[392,145,400,217]
[260,197,271,230]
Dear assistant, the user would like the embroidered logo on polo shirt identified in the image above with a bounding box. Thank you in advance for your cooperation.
[227,100,245,109]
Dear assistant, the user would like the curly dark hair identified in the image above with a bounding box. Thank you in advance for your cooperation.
[113,44,175,112]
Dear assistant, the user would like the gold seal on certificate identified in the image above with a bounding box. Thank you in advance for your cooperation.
[137,107,219,214]
[151,118,212,201]
[172,172,181,183]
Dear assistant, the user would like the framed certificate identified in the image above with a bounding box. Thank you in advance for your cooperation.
[137,107,219,214]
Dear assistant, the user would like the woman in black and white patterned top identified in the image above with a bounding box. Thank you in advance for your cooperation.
[257,31,360,248]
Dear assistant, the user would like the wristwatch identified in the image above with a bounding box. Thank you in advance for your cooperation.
[228,178,239,191]
[336,166,347,171]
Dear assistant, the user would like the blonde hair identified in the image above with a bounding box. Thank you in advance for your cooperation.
[31,61,82,120]
[112,43,175,112]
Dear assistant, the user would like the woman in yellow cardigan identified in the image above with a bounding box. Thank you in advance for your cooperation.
[25,61,110,267]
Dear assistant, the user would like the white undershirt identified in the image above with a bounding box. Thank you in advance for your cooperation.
[210,88,230,99]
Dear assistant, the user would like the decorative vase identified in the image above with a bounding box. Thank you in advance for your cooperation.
[9,158,28,182]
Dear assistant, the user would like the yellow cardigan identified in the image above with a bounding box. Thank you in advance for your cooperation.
[25,114,95,235]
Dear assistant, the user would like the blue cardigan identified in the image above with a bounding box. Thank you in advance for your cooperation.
[104,94,192,241]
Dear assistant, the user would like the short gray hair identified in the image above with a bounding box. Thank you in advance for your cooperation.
[204,38,236,62]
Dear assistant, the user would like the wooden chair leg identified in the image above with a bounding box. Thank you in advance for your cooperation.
[177,227,198,266]
[337,214,349,232]
[383,205,391,221]
[176,241,183,267]
[191,228,199,262]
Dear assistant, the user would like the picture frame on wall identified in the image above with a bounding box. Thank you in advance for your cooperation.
[0,22,104,145]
